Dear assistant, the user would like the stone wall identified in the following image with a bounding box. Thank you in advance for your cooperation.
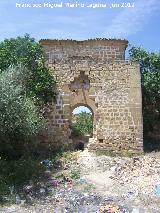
[41,39,127,64]
[40,39,143,155]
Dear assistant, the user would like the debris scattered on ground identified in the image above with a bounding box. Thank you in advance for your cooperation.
[1,150,160,212]
[40,159,53,169]
[98,204,128,213]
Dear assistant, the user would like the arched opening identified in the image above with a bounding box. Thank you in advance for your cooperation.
[70,105,93,151]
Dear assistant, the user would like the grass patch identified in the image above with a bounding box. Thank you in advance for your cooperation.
[0,156,45,203]
[95,150,116,157]
[60,151,80,162]
[49,150,80,170]
[70,168,81,180]
[0,150,81,203]
[83,183,96,193]
[95,150,144,158]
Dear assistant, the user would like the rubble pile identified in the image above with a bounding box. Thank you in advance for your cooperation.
[78,150,160,212]
[110,153,160,197]
[79,150,160,197]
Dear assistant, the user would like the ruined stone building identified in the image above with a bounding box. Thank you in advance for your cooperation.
[39,39,143,155]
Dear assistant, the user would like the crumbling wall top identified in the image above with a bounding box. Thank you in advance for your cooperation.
[39,38,128,49]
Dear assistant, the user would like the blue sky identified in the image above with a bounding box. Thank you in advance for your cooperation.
[73,106,91,114]
[1,0,159,114]
[0,0,160,53]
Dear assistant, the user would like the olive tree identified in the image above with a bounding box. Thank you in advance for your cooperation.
[0,66,45,157]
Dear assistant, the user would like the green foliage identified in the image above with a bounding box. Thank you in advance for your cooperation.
[0,157,45,199]
[83,183,96,193]
[71,112,93,136]
[129,47,160,135]
[95,150,116,157]
[70,168,81,179]
[0,66,45,157]
[143,136,160,152]
[0,34,56,104]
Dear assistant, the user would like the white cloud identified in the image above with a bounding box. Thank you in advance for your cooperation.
[104,0,159,38]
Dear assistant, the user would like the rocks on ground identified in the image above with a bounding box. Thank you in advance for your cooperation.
[1,150,160,212]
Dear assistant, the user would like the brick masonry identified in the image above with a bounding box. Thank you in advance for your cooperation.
[40,39,143,155]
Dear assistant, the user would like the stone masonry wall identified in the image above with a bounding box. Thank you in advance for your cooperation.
[41,39,127,63]
[40,39,143,155]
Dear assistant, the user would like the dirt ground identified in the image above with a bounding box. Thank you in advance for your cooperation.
[1,149,160,212]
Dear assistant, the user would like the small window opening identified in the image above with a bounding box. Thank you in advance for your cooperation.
[99,139,104,143]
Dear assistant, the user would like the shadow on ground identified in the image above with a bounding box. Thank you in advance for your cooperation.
[143,136,160,153]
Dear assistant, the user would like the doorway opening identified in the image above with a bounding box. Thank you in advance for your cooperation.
[70,105,93,151]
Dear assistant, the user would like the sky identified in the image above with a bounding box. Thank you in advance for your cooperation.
[1,0,159,114]
[0,0,160,53]
[73,106,91,114]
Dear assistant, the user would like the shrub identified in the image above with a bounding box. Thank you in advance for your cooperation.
[0,157,45,200]
[0,65,45,157]
[129,47,160,136]
[71,112,93,136]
